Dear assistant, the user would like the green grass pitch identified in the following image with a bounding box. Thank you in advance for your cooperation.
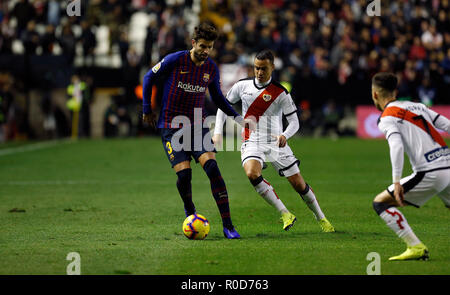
[0,137,448,275]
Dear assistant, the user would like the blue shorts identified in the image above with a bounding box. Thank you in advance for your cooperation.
[160,127,217,167]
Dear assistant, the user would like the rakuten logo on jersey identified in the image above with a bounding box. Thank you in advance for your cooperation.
[424,146,450,162]
[177,82,206,93]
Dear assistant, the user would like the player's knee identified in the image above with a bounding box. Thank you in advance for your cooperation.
[176,168,192,184]
[372,201,392,215]
[249,175,263,186]
[203,159,220,178]
[246,169,261,182]
[298,183,310,196]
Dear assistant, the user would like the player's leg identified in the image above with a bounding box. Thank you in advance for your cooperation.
[242,142,296,230]
[243,159,296,230]
[270,143,334,232]
[372,189,428,261]
[198,151,240,238]
[173,161,196,217]
[286,172,335,232]
[194,127,239,238]
[371,171,442,260]
[244,159,289,214]
[161,128,196,217]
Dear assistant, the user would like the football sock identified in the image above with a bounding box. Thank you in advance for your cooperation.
[176,168,196,216]
[250,176,288,214]
[299,184,325,220]
[203,159,233,229]
[375,205,421,247]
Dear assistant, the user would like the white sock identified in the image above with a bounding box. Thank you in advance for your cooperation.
[300,185,325,221]
[253,178,288,214]
[379,207,421,247]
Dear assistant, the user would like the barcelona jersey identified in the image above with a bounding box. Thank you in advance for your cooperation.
[143,50,239,128]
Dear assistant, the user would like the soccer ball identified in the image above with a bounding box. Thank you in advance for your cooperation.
[182,214,210,240]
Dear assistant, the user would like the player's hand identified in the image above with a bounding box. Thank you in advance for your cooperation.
[143,113,157,129]
[276,135,287,147]
[212,134,223,148]
[243,118,257,131]
[393,182,405,207]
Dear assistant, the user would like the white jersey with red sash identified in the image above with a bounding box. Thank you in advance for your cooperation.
[378,100,450,173]
[226,77,297,142]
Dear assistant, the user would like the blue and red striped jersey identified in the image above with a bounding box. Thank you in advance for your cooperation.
[143,50,239,128]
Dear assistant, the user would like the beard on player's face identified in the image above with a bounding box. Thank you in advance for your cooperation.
[194,50,208,61]
[191,39,214,62]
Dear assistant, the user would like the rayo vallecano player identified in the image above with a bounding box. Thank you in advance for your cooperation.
[371,72,450,261]
[213,50,335,233]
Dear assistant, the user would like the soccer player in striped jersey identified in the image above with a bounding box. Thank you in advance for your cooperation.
[142,23,250,239]
[213,50,335,233]
[371,72,450,261]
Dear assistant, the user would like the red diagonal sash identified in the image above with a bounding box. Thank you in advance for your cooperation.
[243,83,285,140]
[382,106,447,147]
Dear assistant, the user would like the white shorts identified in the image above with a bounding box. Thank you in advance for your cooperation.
[241,141,300,177]
[387,167,450,208]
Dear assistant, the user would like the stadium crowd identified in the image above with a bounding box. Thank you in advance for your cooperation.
[0,0,449,141]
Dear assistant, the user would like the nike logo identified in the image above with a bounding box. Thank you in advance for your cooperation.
[180,71,190,74]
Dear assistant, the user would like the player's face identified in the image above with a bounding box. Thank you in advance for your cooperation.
[191,39,214,62]
[254,58,274,83]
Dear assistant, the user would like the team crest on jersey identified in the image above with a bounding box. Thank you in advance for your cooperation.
[262,94,272,102]
[152,58,164,73]
[203,73,210,82]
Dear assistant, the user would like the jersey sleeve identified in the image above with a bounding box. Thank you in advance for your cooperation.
[378,117,401,140]
[142,52,179,114]
[280,93,297,116]
[387,132,404,183]
[426,108,450,134]
[225,82,242,105]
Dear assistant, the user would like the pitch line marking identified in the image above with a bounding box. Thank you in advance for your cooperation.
[0,140,72,157]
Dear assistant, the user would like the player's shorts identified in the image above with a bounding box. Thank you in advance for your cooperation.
[241,141,300,177]
[160,127,216,167]
[387,166,450,208]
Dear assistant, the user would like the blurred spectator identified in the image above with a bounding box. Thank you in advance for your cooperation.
[58,24,76,65]
[123,46,141,103]
[47,0,61,27]
[0,21,15,54]
[40,24,56,55]
[421,23,443,51]
[20,20,40,55]
[409,36,427,60]
[10,0,36,35]
[0,72,14,142]
[142,19,158,67]
[67,74,91,138]
[78,20,97,66]
[103,102,132,137]
[417,76,436,107]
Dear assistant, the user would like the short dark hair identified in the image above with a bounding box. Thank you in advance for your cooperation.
[192,22,218,42]
[372,72,398,92]
[255,49,275,64]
